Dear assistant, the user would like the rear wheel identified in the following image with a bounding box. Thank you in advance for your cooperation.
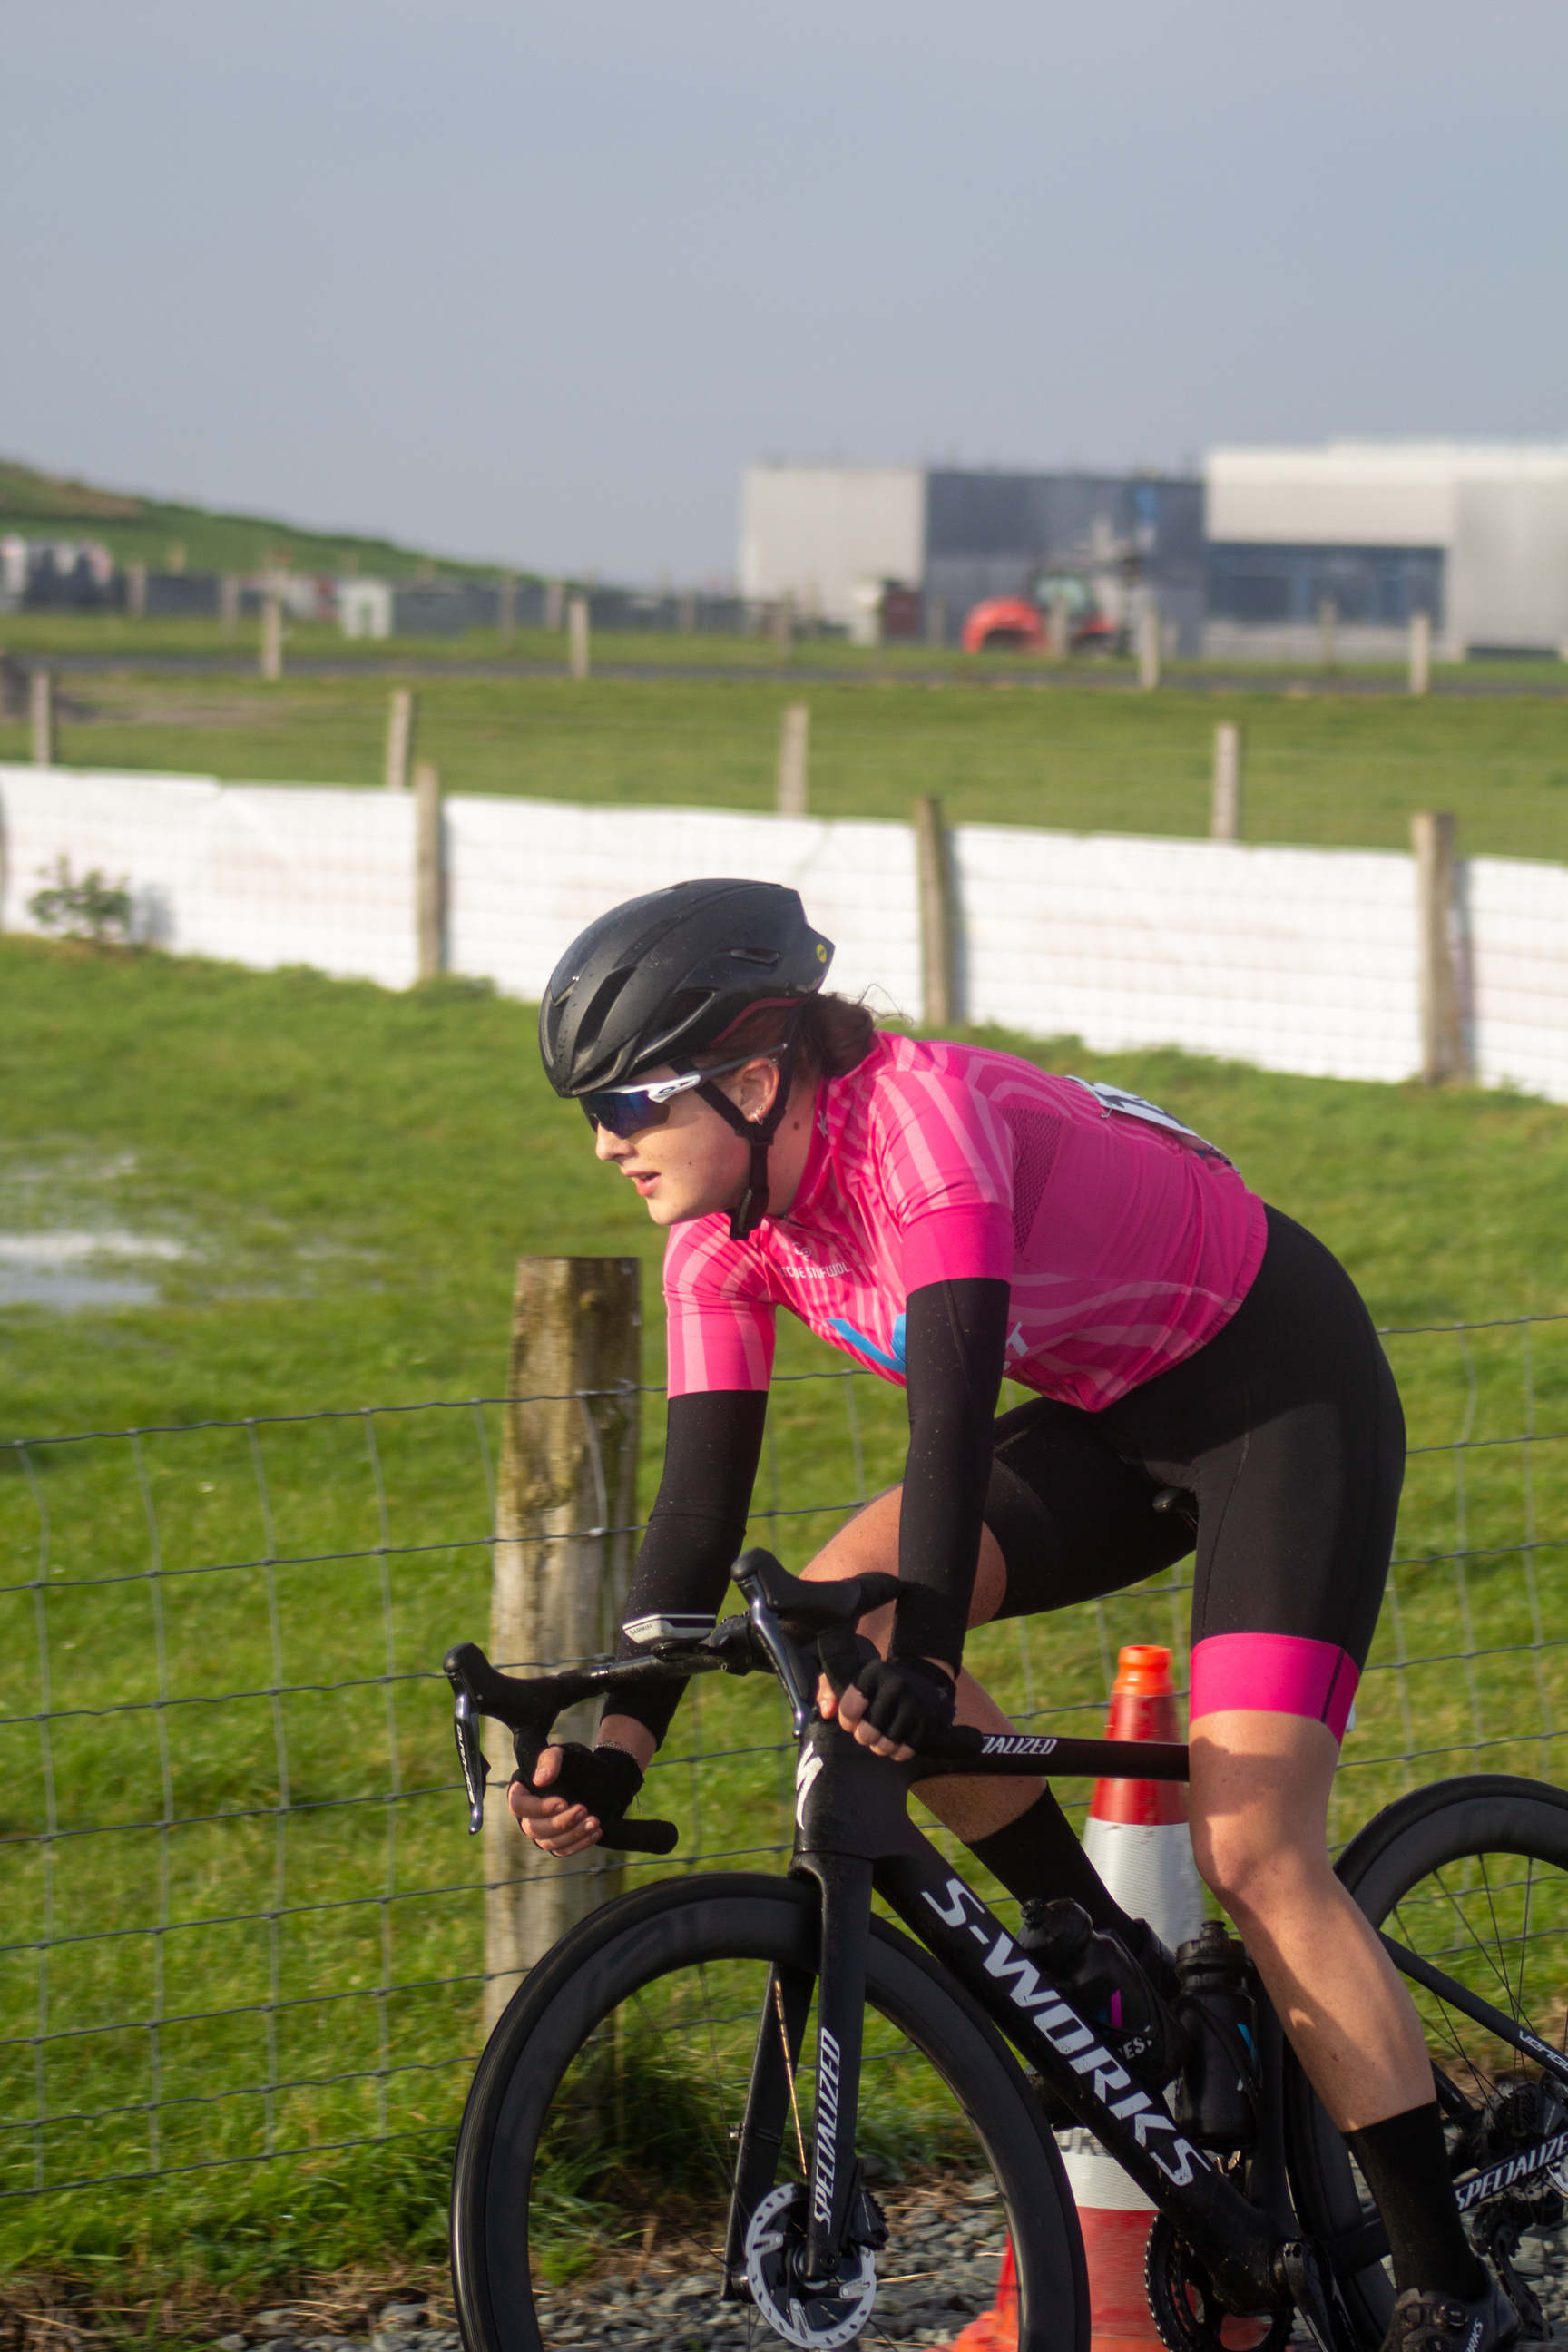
[1284,1776,1568,2347]
[450,1871,1086,2352]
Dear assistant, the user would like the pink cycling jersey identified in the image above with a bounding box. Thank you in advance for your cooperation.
[663,1034,1267,1410]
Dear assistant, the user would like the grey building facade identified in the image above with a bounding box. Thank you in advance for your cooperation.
[922,469,1205,653]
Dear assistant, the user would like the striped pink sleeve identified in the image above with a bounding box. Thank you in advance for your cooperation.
[662,1220,777,1396]
[871,1070,1016,1290]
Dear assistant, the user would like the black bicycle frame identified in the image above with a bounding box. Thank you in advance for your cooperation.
[445,1552,1568,2341]
[783,1709,1289,2312]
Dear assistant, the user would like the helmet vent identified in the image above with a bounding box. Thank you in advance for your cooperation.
[581,965,634,1038]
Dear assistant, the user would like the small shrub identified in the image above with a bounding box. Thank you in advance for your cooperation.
[27,856,134,945]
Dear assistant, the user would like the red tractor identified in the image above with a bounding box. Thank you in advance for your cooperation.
[962,569,1122,655]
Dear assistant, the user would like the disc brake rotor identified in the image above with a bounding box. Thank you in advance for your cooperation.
[743,2180,877,2350]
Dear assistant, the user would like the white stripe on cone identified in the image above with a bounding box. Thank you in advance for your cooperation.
[1058,2124,1153,2213]
[1081,1817,1206,1956]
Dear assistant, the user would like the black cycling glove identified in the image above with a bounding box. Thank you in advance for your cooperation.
[520,1741,643,1824]
[818,1629,959,1749]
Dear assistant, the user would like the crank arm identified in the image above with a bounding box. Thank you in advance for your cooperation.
[1279,2240,1359,2352]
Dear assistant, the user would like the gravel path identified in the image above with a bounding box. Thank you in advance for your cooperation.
[205,2180,1010,2351]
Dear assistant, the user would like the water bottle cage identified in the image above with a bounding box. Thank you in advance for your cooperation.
[1172,1994,1262,2148]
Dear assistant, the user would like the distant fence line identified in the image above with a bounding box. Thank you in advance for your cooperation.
[3,763,1567,1102]
[0,560,763,639]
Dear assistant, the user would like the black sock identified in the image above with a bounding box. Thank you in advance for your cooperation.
[1345,2103,1485,2299]
[966,1788,1136,1937]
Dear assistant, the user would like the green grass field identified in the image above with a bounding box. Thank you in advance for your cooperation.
[4,936,1568,2322]
[5,623,1568,860]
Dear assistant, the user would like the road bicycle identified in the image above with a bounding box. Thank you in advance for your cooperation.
[444,1550,1568,2352]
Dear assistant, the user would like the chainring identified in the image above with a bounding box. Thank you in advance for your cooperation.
[1146,2212,1294,2352]
[742,2180,877,2350]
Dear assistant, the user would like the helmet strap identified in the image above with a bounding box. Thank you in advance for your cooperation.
[696,1019,801,1242]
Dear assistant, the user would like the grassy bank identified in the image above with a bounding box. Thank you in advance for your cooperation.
[3,939,1567,2313]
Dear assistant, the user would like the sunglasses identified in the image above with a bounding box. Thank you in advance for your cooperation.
[579,1049,782,1139]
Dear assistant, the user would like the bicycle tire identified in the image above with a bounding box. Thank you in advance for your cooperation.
[1283,1773,1568,2347]
[451,1870,1087,2352]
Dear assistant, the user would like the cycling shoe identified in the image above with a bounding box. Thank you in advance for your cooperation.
[1380,2275,1520,2352]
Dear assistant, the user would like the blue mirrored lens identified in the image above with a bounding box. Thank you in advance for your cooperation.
[580,1089,673,1138]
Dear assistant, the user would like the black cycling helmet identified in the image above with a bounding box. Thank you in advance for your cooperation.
[541,878,833,1093]
[540,879,835,1240]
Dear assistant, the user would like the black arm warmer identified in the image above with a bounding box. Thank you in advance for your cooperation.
[609,1387,769,1748]
[888,1276,1011,1671]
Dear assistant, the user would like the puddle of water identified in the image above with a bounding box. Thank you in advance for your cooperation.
[0,1229,183,1311]
[0,1269,160,1309]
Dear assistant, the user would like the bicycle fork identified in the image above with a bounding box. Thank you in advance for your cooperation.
[720,1857,876,2294]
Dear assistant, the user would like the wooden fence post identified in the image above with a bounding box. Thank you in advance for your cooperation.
[777,702,809,816]
[1318,596,1338,671]
[1211,722,1241,840]
[484,1257,641,2027]
[385,688,417,792]
[1137,599,1161,691]
[414,761,444,980]
[30,671,55,767]
[1048,593,1072,664]
[125,562,147,619]
[1413,811,1464,1084]
[914,795,959,1030]
[568,594,591,681]
[1408,611,1431,698]
[260,593,284,681]
[219,573,240,633]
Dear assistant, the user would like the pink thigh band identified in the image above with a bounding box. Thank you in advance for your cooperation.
[1190,1632,1360,1742]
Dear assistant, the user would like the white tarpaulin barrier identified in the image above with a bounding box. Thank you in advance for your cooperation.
[3,766,1566,1103]
[0,766,419,989]
[952,827,1421,1083]
[1468,855,1568,1102]
[444,794,920,1018]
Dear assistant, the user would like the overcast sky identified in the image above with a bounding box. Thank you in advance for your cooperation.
[3,1,1564,583]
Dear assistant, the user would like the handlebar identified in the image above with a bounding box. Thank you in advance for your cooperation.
[445,1546,1190,1852]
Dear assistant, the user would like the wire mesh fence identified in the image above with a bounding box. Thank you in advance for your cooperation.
[2,1308,1566,2210]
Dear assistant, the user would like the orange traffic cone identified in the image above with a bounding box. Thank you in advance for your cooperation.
[940,2237,1017,2352]
[936,1647,1204,2352]
[1061,1643,1206,2352]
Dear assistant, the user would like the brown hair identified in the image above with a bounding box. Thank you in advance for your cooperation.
[694,991,877,1082]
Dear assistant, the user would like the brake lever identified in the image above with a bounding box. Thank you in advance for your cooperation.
[446,1642,556,1838]
[453,1688,490,1835]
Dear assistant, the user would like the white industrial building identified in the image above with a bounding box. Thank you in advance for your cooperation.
[740,464,1205,650]
[740,467,926,635]
[1206,442,1568,661]
[742,446,1568,661]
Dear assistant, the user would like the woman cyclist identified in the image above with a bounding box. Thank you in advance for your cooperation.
[512,877,1514,2352]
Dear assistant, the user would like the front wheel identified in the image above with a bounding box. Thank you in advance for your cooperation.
[451,1871,1086,2352]
[1284,1775,1568,2348]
